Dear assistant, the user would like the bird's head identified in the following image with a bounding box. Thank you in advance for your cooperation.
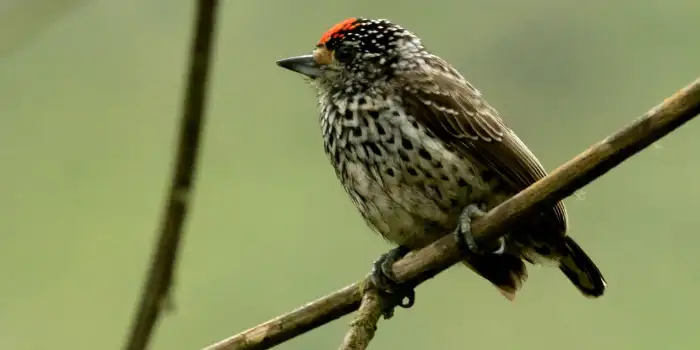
[276,18,429,93]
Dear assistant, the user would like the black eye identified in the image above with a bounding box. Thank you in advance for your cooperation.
[334,45,356,63]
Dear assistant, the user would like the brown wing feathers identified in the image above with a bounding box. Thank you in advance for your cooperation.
[399,68,568,233]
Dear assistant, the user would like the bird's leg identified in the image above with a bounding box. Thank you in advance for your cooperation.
[370,245,415,319]
[455,203,505,255]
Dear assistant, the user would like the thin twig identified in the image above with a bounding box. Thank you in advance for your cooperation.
[337,289,385,350]
[123,1,220,349]
[202,76,700,350]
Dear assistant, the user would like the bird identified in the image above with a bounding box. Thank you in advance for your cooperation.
[276,17,606,313]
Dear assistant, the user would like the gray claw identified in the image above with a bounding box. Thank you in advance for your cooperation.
[455,204,505,255]
[369,246,415,319]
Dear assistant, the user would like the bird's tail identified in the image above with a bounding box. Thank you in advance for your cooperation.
[558,236,607,298]
[462,253,528,301]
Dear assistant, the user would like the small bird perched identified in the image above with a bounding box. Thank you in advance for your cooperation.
[277,17,606,313]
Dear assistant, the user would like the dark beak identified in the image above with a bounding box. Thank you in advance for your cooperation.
[276,55,323,78]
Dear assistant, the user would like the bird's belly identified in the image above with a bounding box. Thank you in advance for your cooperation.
[324,105,508,249]
[341,144,498,249]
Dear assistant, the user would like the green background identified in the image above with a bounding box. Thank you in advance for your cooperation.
[1,1,699,349]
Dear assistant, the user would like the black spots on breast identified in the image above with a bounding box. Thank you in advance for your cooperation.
[457,176,475,193]
[398,149,410,162]
[457,177,468,187]
[386,168,395,177]
[375,122,386,136]
[401,137,413,150]
[368,110,379,119]
[407,167,418,176]
[440,174,449,181]
[352,127,363,137]
[333,150,342,166]
[417,148,432,161]
[326,134,335,149]
[366,142,382,156]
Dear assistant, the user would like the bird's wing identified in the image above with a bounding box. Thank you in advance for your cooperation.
[398,69,568,232]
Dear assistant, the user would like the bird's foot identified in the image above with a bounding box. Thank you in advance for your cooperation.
[370,245,415,319]
[455,203,505,256]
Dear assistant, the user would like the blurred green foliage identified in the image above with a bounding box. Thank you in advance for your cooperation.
[1,0,699,349]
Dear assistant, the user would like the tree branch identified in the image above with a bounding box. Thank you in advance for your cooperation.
[123,1,220,349]
[336,289,384,350]
[203,76,700,350]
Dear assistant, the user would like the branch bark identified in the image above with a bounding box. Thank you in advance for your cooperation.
[336,289,384,350]
[202,76,700,350]
[123,1,220,349]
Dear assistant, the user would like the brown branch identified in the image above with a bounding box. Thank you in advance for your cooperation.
[202,76,700,350]
[123,1,220,349]
[337,288,385,350]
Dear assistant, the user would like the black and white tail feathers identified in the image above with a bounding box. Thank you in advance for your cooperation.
[463,236,605,300]
[558,236,607,298]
